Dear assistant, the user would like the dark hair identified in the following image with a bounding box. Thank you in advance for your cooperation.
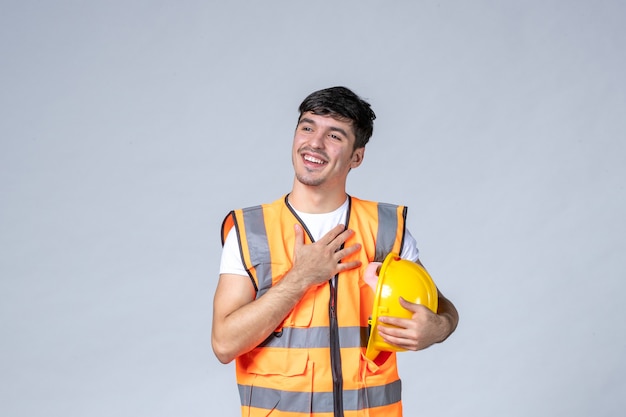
[298,86,376,149]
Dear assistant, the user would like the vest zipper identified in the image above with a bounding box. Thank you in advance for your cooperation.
[284,194,350,416]
[329,275,344,417]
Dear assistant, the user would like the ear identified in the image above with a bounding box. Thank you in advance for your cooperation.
[350,147,365,168]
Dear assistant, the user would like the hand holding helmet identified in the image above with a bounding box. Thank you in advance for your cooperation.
[365,253,439,360]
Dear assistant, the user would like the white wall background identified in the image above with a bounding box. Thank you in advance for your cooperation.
[1,1,624,416]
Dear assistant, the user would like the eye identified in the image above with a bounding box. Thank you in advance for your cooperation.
[329,133,342,141]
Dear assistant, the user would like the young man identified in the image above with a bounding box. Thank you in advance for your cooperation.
[212,86,459,417]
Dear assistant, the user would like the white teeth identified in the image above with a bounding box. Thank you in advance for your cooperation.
[304,155,325,164]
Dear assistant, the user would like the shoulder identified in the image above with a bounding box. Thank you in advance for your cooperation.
[349,196,408,220]
[350,195,406,208]
[229,195,287,215]
[221,196,288,244]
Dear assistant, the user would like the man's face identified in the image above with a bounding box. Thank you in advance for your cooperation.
[292,112,364,188]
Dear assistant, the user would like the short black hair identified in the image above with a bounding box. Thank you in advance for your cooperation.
[298,86,376,150]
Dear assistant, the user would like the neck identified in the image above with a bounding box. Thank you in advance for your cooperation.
[288,180,348,214]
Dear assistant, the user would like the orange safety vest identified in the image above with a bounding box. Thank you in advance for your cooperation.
[221,195,408,417]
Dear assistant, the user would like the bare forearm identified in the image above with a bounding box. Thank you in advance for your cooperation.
[212,272,307,363]
[435,292,459,343]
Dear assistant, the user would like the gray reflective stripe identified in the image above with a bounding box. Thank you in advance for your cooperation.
[375,203,400,262]
[238,379,401,413]
[241,206,273,298]
[242,202,401,293]
[259,326,366,348]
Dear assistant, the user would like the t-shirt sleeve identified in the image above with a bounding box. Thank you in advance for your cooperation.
[400,228,420,262]
[219,228,249,276]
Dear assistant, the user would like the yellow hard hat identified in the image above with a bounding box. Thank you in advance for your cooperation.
[365,252,439,361]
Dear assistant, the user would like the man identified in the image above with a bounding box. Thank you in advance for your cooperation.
[212,86,459,417]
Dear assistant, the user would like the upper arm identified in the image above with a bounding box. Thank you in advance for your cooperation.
[212,273,256,325]
[211,273,258,362]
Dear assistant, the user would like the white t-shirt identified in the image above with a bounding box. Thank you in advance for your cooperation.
[219,198,419,276]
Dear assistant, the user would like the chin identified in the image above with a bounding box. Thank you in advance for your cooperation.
[295,173,325,187]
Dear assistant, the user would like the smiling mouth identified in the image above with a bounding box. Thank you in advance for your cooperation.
[303,154,326,165]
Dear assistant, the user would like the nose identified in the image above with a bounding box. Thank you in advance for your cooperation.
[308,130,325,149]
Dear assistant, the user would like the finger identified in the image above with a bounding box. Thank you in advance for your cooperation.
[336,242,361,259]
[378,315,412,328]
[336,227,355,243]
[377,325,416,350]
[319,224,347,245]
[328,229,357,254]
[378,322,415,339]
[336,259,362,272]
[378,324,407,339]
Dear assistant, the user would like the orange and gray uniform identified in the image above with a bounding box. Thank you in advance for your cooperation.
[221,195,408,417]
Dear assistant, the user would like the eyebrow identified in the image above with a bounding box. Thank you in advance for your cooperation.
[298,117,350,138]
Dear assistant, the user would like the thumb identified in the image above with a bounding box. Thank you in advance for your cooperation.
[399,296,420,312]
[293,223,304,249]
[399,297,433,315]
